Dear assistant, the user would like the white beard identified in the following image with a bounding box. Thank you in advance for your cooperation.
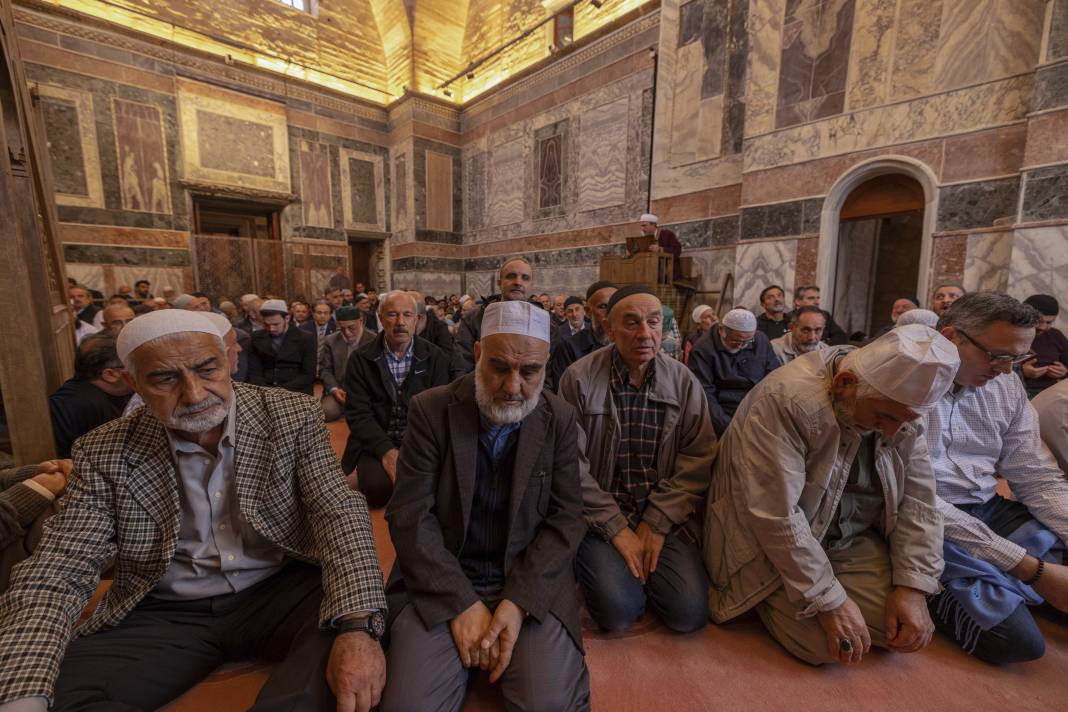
[166,393,229,433]
[475,368,544,425]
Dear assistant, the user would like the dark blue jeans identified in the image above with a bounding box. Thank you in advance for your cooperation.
[575,532,708,633]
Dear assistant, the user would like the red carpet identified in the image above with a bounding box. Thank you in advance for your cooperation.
[163,417,1068,711]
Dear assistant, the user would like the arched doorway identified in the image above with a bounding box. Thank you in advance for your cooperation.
[816,157,939,340]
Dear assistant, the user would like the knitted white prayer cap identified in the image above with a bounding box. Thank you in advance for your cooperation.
[895,308,939,329]
[202,311,235,337]
[240,293,260,305]
[850,324,959,409]
[639,213,659,224]
[117,310,221,368]
[481,300,550,344]
[172,294,195,310]
[721,308,757,332]
[692,304,713,323]
[260,299,288,315]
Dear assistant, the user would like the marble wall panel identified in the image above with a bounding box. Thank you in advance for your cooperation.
[38,84,104,208]
[744,75,1031,171]
[339,148,386,232]
[928,234,967,296]
[746,0,787,137]
[176,78,290,194]
[1050,0,1068,62]
[578,96,630,211]
[962,230,1012,294]
[936,177,1020,232]
[668,0,726,166]
[733,239,798,311]
[845,0,897,111]
[113,99,171,215]
[793,235,820,286]
[537,135,563,210]
[488,139,526,227]
[64,263,105,293]
[1021,165,1068,223]
[889,0,942,101]
[111,265,188,294]
[298,140,333,228]
[393,149,410,232]
[775,0,855,129]
[1009,226,1068,331]
[425,150,454,232]
[686,245,736,292]
[931,0,1043,93]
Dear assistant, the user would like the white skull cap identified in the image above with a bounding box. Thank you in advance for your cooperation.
[117,310,221,368]
[481,300,550,344]
[721,308,757,332]
[850,324,960,408]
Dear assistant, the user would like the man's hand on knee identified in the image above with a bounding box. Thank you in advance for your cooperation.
[611,527,646,583]
[816,597,871,666]
[449,600,493,668]
[481,599,525,684]
[326,631,386,712]
[885,586,934,653]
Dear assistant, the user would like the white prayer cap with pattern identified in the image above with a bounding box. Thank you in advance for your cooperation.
[721,308,757,332]
[850,324,959,408]
[172,294,195,310]
[260,299,288,314]
[117,310,221,368]
[895,308,939,329]
[639,213,659,224]
[692,304,713,323]
[481,300,550,344]
[240,293,260,305]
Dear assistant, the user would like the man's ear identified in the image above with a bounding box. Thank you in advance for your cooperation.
[940,325,957,342]
[473,340,481,364]
[832,369,858,389]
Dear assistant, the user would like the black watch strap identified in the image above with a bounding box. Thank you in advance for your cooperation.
[336,612,385,640]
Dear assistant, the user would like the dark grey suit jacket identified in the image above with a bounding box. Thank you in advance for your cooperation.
[385,374,586,648]
[318,329,376,394]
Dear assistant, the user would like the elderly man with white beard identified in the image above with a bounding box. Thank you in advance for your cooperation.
[0,310,388,712]
[382,300,590,711]
[704,325,959,666]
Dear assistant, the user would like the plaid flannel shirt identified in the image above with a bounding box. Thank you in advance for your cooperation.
[609,348,665,527]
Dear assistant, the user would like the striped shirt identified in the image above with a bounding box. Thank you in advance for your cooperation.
[925,371,1068,571]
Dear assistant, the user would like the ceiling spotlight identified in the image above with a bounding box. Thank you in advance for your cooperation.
[443,88,453,97]
[466,72,475,80]
[591,0,603,8]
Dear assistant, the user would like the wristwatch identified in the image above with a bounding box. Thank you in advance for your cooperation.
[336,611,386,641]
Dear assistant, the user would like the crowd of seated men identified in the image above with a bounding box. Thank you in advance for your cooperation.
[2,231,1068,711]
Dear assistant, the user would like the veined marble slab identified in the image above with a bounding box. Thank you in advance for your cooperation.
[733,239,797,312]
[578,96,630,211]
[845,0,898,111]
[963,230,1012,294]
[745,0,787,138]
[1009,225,1068,330]
[685,245,736,293]
[488,139,527,227]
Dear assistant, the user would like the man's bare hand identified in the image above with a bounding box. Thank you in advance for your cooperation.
[635,522,665,579]
[481,599,525,683]
[450,600,493,668]
[816,597,871,665]
[32,459,72,496]
[1048,362,1067,379]
[326,631,386,712]
[332,388,347,404]
[611,528,646,583]
[381,449,399,481]
[1022,362,1051,379]
[885,587,934,653]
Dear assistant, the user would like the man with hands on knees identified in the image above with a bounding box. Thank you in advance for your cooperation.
[0,310,388,712]
[382,300,590,711]
[703,325,959,665]
[559,286,717,634]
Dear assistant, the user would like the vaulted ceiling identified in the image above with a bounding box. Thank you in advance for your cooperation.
[40,0,648,105]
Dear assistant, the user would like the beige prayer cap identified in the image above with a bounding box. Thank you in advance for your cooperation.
[202,311,235,337]
[172,293,195,310]
[692,304,713,323]
[116,310,222,368]
[850,324,959,408]
[639,213,659,224]
[896,308,939,329]
[481,300,550,343]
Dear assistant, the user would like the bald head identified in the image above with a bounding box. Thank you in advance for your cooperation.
[607,293,663,374]
[498,258,533,301]
[101,304,135,336]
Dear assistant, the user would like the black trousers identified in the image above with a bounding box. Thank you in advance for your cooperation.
[354,453,395,510]
[53,561,336,712]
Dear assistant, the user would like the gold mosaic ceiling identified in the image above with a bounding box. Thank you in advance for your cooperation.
[37,0,648,104]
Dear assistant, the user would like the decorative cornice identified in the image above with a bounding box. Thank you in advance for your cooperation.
[180,180,296,204]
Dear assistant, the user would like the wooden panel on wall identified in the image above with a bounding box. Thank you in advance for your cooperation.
[425,149,453,232]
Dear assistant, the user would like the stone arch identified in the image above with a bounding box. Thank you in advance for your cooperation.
[815,156,940,308]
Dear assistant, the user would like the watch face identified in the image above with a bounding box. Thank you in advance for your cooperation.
[370,611,386,638]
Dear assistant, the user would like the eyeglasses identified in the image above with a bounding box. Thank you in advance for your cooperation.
[956,329,1035,366]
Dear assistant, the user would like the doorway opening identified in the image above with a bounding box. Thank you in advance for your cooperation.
[190,196,285,299]
[832,173,925,340]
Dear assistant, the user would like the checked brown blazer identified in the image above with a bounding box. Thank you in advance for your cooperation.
[0,383,386,704]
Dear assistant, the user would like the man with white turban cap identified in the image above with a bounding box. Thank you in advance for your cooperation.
[704,324,960,667]
[632,212,682,278]
[688,307,781,436]
[0,309,389,711]
[382,299,589,710]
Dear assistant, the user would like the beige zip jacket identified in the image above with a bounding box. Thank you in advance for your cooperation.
[559,347,718,540]
[704,347,943,623]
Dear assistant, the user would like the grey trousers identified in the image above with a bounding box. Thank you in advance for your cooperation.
[320,393,344,422]
[756,530,892,665]
[381,604,590,712]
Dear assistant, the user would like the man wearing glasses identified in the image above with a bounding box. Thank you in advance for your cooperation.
[687,308,780,436]
[926,292,1068,664]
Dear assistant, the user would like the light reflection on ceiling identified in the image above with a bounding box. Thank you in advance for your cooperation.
[31,0,651,106]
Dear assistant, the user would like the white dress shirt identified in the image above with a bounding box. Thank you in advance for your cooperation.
[925,372,1068,571]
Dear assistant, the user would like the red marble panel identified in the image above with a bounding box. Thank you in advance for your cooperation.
[775,0,855,129]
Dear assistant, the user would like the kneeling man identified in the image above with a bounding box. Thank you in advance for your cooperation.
[705,325,958,665]
[0,310,387,712]
[382,300,589,711]
[559,286,717,634]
